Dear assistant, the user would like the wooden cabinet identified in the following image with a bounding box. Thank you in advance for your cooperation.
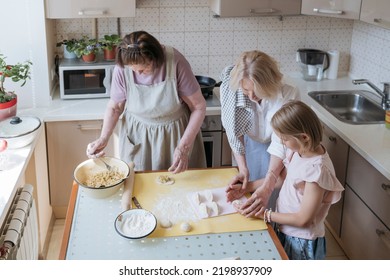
[341,149,390,259]
[209,0,301,17]
[360,0,390,30]
[301,0,362,19]
[46,120,119,218]
[321,123,349,237]
[45,0,136,19]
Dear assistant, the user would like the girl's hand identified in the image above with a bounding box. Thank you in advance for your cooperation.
[226,182,247,203]
[239,185,273,218]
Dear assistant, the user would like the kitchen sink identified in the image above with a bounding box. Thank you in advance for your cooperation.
[308,90,385,124]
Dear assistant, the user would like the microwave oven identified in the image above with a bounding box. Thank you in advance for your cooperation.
[59,59,115,99]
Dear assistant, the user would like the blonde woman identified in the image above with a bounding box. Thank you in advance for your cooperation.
[221,50,300,217]
[235,101,344,259]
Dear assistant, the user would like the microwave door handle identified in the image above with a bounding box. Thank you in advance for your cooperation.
[103,67,112,90]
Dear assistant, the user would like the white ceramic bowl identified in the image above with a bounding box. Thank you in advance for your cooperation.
[74,157,130,199]
[114,209,157,239]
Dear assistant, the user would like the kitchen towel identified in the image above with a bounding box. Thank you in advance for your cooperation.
[326,50,340,80]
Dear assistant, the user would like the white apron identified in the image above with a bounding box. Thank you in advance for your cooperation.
[119,46,206,171]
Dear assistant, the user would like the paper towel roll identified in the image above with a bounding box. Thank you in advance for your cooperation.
[326,50,340,79]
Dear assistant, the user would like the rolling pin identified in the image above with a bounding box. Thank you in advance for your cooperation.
[121,162,135,211]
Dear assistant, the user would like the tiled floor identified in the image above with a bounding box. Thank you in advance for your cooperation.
[45,219,348,260]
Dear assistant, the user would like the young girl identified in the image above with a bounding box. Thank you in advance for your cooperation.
[235,100,344,260]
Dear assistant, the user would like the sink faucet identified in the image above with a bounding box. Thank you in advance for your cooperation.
[352,79,390,110]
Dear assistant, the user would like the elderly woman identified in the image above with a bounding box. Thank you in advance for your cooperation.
[86,31,206,173]
[220,50,300,218]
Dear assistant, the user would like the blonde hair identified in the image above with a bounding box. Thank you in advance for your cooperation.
[271,100,323,151]
[229,50,283,99]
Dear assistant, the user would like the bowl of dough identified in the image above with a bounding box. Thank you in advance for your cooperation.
[74,156,130,199]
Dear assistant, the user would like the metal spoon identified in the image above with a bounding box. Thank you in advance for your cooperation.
[98,157,112,171]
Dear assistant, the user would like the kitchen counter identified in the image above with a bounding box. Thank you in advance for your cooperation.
[2,74,390,229]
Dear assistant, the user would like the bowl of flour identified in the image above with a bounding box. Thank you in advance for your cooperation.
[114,209,157,239]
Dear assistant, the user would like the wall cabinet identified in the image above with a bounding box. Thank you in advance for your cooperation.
[45,0,136,19]
[301,0,362,19]
[321,123,349,237]
[209,0,301,17]
[341,149,390,259]
[360,0,390,30]
[46,120,119,218]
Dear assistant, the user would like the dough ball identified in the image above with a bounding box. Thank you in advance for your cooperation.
[180,222,192,232]
[210,201,219,216]
[155,175,175,185]
[159,218,172,228]
[199,202,209,218]
[232,199,242,210]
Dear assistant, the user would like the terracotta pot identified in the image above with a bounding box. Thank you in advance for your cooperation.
[0,95,17,121]
[82,53,96,63]
[103,47,116,61]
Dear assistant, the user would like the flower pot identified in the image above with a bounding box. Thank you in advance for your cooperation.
[82,53,96,63]
[103,47,117,61]
[63,46,77,59]
[0,95,17,121]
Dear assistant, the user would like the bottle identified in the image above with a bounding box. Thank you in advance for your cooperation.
[386,110,390,129]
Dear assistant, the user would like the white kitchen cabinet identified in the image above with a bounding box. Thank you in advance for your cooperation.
[209,0,301,17]
[45,0,136,19]
[301,0,362,19]
[321,123,349,237]
[340,149,390,259]
[360,0,390,30]
[46,120,119,218]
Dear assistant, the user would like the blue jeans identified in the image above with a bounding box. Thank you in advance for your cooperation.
[277,230,327,260]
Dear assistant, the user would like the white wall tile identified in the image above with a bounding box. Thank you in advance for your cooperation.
[209,31,234,55]
[137,0,160,8]
[160,32,185,53]
[210,14,234,31]
[305,29,330,49]
[184,32,209,56]
[329,28,352,52]
[233,30,258,55]
[185,0,209,7]
[185,7,210,32]
[135,8,160,32]
[282,16,307,30]
[281,29,306,53]
[258,17,283,30]
[161,0,185,7]
[258,30,282,54]
[186,55,208,75]
[234,17,259,31]
[160,7,185,32]
[119,18,135,37]
[306,16,331,29]
[208,55,235,80]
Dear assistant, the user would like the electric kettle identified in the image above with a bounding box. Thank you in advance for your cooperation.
[296,49,329,81]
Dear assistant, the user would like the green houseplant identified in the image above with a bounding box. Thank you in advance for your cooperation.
[73,37,102,63]
[0,53,32,120]
[57,39,78,59]
[99,34,121,61]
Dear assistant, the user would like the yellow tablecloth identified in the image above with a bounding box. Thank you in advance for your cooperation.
[132,168,267,237]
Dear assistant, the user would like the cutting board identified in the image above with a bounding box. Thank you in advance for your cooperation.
[132,168,267,238]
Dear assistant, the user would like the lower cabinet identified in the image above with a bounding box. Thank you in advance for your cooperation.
[321,123,349,237]
[46,120,119,218]
[341,149,390,259]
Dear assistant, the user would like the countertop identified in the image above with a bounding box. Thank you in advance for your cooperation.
[1,74,390,227]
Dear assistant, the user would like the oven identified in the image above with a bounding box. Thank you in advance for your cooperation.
[201,115,222,168]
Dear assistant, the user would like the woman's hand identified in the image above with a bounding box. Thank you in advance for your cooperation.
[168,145,189,174]
[86,137,108,158]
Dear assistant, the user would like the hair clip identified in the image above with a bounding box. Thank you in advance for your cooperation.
[127,43,139,49]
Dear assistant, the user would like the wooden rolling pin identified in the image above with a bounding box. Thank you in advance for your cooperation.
[121,161,135,211]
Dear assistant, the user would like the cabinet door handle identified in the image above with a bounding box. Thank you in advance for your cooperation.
[313,8,344,15]
[77,124,102,131]
[249,8,277,15]
[381,183,390,196]
[373,18,390,29]
[376,229,390,250]
[78,10,106,16]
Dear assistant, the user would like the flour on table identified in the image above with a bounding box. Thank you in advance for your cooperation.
[153,189,199,226]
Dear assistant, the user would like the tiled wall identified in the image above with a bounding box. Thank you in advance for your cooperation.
[56,0,388,83]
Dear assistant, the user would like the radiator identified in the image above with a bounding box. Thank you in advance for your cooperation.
[0,184,39,260]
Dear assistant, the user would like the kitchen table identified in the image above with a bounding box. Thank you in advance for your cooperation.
[59,168,287,260]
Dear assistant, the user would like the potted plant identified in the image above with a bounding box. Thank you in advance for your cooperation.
[0,54,32,121]
[100,34,122,61]
[73,37,102,63]
[57,39,78,59]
